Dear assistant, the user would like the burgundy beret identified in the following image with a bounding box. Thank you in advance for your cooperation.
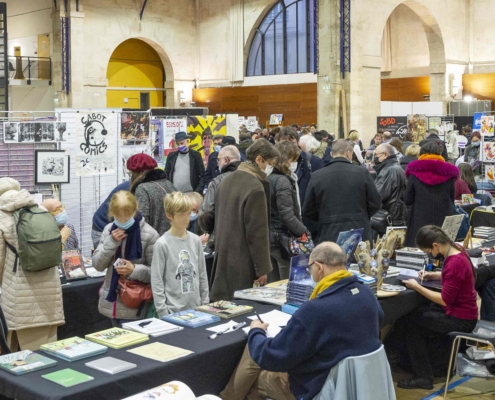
[126,154,157,173]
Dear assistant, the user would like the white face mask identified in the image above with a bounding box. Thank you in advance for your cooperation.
[264,165,274,176]
[289,161,298,173]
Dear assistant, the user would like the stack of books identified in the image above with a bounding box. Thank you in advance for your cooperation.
[162,310,221,328]
[286,255,314,306]
[85,328,149,349]
[122,318,183,337]
[349,270,377,289]
[474,226,495,241]
[196,301,253,319]
[395,247,428,270]
[0,351,57,375]
[41,337,108,362]
[233,287,286,306]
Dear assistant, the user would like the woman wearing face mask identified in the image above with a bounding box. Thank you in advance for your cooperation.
[397,225,478,390]
[463,130,482,173]
[403,141,458,247]
[209,139,280,301]
[266,142,308,281]
[93,191,159,327]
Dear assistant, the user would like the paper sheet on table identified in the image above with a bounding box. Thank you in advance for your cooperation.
[127,342,193,363]
[247,310,292,326]
[243,326,282,338]
[206,320,239,334]
[398,269,418,278]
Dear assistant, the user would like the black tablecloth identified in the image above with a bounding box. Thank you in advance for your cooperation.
[460,204,480,221]
[378,282,426,326]
[0,302,275,400]
[58,278,112,340]
[472,208,495,228]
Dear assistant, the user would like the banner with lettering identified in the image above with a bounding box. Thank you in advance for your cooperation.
[75,112,118,176]
[162,118,187,162]
[377,117,408,139]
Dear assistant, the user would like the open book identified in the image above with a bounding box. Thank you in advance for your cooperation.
[123,380,220,399]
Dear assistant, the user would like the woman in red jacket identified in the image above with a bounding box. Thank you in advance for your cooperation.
[398,225,478,390]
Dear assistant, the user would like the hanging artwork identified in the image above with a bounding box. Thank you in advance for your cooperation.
[162,118,187,162]
[75,113,117,176]
[187,116,226,165]
[486,165,495,180]
[407,114,428,143]
[3,122,66,144]
[35,150,70,184]
[482,137,495,163]
[481,116,495,136]
[120,112,150,144]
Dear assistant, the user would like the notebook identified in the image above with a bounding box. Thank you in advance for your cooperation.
[41,337,108,362]
[196,301,253,319]
[85,328,149,349]
[161,310,221,328]
[85,357,137,375]
[122,318,183,337]
[127,342,193,363]
[42,368,94,388]
[123,381,221,400]
[0,351,57,375]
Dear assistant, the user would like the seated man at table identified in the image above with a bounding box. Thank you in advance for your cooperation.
[221,242,384,400]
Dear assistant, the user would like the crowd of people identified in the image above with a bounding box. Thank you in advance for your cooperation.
[0,122,489,398]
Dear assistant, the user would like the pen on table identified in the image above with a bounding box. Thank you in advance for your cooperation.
[254,311,264,324]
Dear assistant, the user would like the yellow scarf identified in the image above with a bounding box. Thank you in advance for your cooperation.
[310,270,354,300]
[418,154,445,162]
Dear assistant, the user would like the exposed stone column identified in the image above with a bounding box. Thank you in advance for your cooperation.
[51,4,66,108]
[68,6,85,107]
[317,0,341,135]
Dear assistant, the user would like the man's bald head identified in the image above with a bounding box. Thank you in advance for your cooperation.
[383,131,392,141]
[310,242,347,270]
[219,145,240,162]
[41,198,62,213]
[376,143,395,157]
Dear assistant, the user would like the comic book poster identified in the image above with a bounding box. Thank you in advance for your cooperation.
[3,122,66,144]
[120,112,150,143]
[75,113,118,176]
[481,116,495,136]
[482,137,495,162]
[407,114,428,143]
[486,165,495,181]
[187,116,227,165]
[162,118,188,162]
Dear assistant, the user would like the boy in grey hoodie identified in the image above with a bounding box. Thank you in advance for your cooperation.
[151,192,209,317]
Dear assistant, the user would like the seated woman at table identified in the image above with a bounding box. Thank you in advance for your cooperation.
[458,162,477,194]
[398,225,478,390]
[93,191,159,327]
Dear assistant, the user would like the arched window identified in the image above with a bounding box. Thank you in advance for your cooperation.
[246,0,316,77]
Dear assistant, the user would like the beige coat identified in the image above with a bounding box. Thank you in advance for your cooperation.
[93,218,159,320]
[0,189,64,331]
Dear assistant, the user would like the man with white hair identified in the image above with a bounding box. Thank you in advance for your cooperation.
[221,242,384,400]
[198,145,241,237]
[373,143,407,227]
[299,134,324,172]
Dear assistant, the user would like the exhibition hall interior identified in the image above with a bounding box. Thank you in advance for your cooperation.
[3,0,495,399]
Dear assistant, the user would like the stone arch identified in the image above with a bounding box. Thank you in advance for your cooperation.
[385,0,446,68]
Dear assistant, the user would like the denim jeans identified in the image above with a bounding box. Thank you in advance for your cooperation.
[91,228,102,250]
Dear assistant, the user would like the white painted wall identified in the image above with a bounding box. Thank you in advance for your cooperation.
[6,0,52,40]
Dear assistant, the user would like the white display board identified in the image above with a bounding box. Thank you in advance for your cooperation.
[381,101,443,117]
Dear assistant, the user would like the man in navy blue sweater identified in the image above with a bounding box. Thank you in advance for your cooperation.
[221,242,384,400]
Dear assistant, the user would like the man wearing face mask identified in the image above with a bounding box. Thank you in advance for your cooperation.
[209,139,279,301]
[373,143,407,228]
[204,134,226,188]
[303,140,381,243]
[199,145,241,238]
[221,242,384,400]
[165,131,205,194]
[41,198,79,251]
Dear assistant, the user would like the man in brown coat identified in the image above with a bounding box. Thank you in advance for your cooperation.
[210,139,279,301]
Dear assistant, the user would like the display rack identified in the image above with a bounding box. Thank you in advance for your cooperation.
[476,111,495,196]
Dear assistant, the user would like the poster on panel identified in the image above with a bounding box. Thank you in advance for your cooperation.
[162,118,188,164]
[481,116,494,136]
[120,112,150,144]
[3,122,67,144]
[187,116,227,166]
[377,117,408,139]
[407,114,428,143]
[75,112,118,176]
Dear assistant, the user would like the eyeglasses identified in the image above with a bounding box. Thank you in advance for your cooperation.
[217,156,227,162]
[306,261,320,275]
[49,204,65,216]
[374,152,385,158]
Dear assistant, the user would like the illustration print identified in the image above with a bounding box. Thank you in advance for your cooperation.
[175,250,196,294]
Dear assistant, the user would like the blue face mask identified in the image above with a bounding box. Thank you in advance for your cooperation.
[115,217,135,230]
[472,141,480,147]
[178,145,188,153]
[214,145,222,153]
[55,211,68,226]
[190,212,198,222]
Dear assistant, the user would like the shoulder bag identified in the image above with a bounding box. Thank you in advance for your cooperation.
[370,209,392,234]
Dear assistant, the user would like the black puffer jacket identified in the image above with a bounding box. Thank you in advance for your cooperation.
[266,168,307,238]
[374,155,407,225]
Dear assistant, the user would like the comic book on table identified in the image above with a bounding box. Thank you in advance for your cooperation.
[122,318,183,337]
[233,287,286,306]
[161,309,221,328]
[61,249,87,281]
[196,301,253,319]
[123,380,220,400]
[40,337,108,362]
[0,351,57,375]
[85,328,149,349]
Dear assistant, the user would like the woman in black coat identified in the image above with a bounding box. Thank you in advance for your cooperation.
[403,141,458,247]
[267,141,307,281]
